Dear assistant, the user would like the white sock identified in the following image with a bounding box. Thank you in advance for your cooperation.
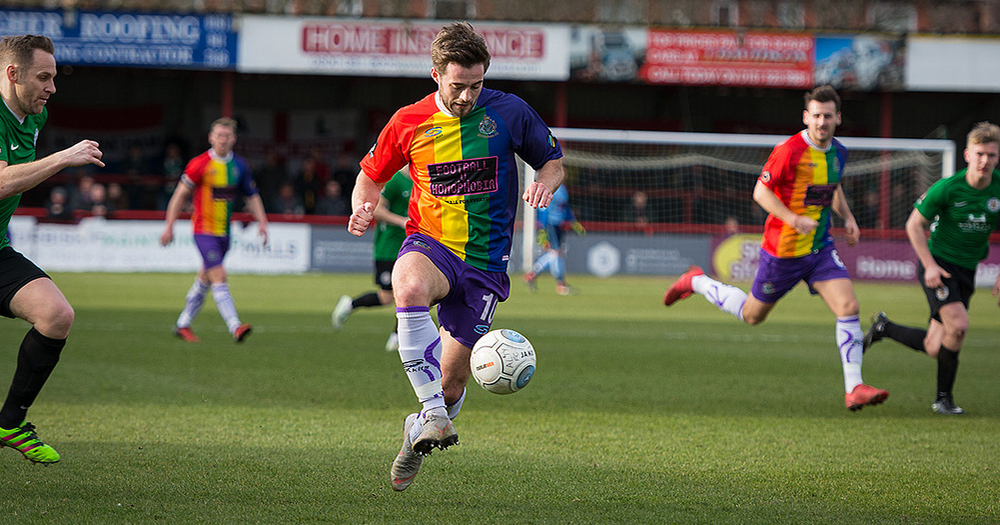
[211,282,242,333]
[446,388,466,420]
[176,278,208,328]
[692,275,747,321]
[837,315,864,392]
[532,251,556,275]
[396,306,446,412]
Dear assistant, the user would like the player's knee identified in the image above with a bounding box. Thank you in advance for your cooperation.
[743,313,766,326]
[39,302,74,339]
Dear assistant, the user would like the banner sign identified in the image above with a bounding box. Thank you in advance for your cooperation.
[0,9,236,70]
[639,29,813,88]
[9,217,308,273]
[815,35,905,91]
[237,16,570,80]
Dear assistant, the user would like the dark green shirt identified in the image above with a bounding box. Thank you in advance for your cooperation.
[373,171,411,262]
[914,167,1000,269]
[0,104,47,249]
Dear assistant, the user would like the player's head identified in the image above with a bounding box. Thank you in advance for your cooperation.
[430,22,490,118]
[0,35,56,118]
[964,121,1000,180]
[802,85,841,148]
[208,117,238,157]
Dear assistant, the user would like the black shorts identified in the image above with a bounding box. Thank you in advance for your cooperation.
[919,256,975,323]
[0,246,49,319]
[373,259,395,291]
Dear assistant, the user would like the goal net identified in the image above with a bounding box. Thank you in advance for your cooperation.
[517,128,956,282]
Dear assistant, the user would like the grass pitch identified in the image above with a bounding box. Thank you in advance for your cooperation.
[1,272,998,524]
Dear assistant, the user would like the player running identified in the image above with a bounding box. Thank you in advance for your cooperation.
[332,170,411,351]
[523,184,585,295]
[864,121,1000,415]
[347,22,564,491]
[663,85,889,411]
[0,35,105,463]
[160,117,268,343]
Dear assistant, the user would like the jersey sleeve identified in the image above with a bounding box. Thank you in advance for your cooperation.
[361,110,410,185]
[759,140,793,191]
[914,179,947,220]
[506,94,563,171]
[182,154,207,187]
[236,156,259,197]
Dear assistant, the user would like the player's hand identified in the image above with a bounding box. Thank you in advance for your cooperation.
[843,218,860,247]
[160,229,173,247]
[348,202,375,237]
[790,215,818,236]
[571,221,586,236]
[65,139,105,168]
[258,223,269,246]
[536,228,549,247]
[522,181,553,209]
[923,264,950,290]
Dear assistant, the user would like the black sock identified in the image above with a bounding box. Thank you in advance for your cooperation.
[936,345,959,399]
[883,320,927,353]
[0,328,65,429]
[352,292,382,308]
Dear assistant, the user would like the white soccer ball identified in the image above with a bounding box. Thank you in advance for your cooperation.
[470,329,536,395]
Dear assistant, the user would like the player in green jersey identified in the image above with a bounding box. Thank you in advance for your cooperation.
[333,171,411,351]
[0,35,105,463]
[865,121,1000,415]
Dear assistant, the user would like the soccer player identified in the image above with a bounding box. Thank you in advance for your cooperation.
[0,35,105,463]
[332,170,411,351]
[523,184,585,295]
[160,117,268,343]
[864,121,1000,415]
[347,22,564,491]
[663,85,889,412]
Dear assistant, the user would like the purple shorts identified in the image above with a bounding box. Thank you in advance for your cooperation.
[194,234,230,270]
[398,233,510,348]
[750,244,850,303]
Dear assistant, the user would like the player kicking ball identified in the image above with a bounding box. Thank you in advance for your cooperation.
[664,86,888,412]
[347,23,564,491]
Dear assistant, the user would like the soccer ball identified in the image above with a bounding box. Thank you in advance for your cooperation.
[470,329,536,395]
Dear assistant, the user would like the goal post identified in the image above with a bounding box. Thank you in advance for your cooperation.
[517,128,958,282]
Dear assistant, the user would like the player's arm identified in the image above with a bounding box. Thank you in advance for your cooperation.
[752,179,817,235]
[245,193,269,246]
[905,207,949,288]
[349,170,386,237]
[160,180,193,246]
[373,197,407,229]
[523,158,565,209]
[831,184,859,246]
[0,140,104,200]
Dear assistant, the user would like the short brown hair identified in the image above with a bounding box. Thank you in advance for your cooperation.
[430,22,490,74]
[211,117,238,134]
[0,35,55,71]
[804,85,841,113]
[966,121,1000,147]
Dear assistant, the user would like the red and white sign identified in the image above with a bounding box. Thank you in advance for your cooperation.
[639,30,814,88]
[238,16,569,80]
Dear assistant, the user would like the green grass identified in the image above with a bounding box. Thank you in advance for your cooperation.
[2,272,998,524]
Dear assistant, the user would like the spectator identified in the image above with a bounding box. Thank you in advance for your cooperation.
[271,181,304,216]
[107,182,130,211]
[315,180,349,216]
[295,156,325,214]
[70,174,95,211]
[254,147,287,200]
[45,186,74,221]
[89,182,109,217]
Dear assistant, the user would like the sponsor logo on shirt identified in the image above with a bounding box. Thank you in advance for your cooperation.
[427,156,499,197]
